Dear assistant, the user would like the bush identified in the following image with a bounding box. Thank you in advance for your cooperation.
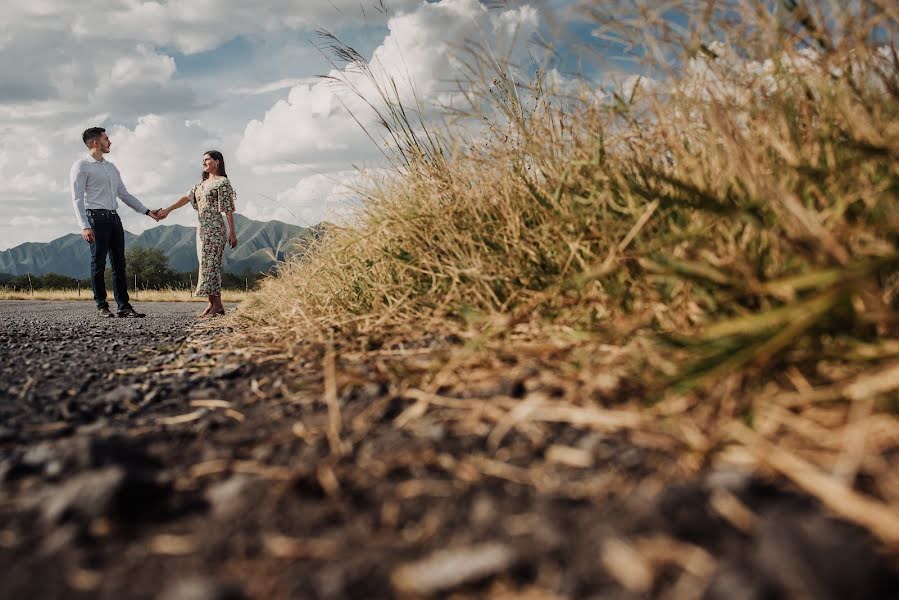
[4,273,82,291]
[242,2,898,383]
[126,247,175,290]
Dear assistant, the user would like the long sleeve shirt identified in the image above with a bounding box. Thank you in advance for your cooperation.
[70,155,149,230]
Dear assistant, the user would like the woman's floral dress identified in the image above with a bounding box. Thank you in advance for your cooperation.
[188,177,236,296]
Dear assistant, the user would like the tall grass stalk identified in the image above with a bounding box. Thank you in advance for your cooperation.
[235,0,899,546]
[243,1,897,357]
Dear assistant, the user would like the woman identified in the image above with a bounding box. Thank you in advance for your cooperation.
[159,150,237,317]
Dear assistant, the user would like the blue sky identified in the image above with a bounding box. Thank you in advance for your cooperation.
[0,0,622,249]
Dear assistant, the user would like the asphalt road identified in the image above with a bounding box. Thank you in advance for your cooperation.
[1,303,897,600]
[0,299,261,600]
[0,300,216,429]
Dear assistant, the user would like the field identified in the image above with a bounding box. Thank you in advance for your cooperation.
[0,288,249,302]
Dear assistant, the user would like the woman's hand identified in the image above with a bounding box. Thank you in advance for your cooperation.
[229,232,238,249]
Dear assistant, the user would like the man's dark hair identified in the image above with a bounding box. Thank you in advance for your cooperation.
[82,127,106,148]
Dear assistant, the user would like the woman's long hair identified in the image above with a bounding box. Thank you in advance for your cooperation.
[201,150,228,181]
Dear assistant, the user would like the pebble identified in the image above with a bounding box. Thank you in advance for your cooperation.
[101,384,142,405]
[41,466,126,523]
[0,301,204,433]
[205,475,254,519]
[391,542,518,595]
[210,364,242,379]
[157,577,245,600]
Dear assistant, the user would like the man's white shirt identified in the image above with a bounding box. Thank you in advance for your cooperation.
[70,155,149,230]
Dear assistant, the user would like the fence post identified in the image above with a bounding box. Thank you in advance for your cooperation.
[27,274,33,297]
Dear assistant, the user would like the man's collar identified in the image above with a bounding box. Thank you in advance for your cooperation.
[87,153,105,163]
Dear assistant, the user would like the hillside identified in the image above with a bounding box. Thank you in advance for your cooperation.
[0,214,310,277]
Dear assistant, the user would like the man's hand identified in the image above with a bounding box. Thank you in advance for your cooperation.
[82,228,95,243]
[147,209,161,222]
[155,208,168,220]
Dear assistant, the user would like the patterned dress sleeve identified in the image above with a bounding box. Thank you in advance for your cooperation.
[188,184,198,211]
[218,179,236,213]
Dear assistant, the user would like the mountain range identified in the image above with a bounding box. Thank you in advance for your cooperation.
[0,214,312,278]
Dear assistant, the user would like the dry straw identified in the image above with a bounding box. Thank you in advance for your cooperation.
[236,0,899,552]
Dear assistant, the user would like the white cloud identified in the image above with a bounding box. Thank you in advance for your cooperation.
[229,78,318,96]
[107,45,176,87]
[90,46,199,116]
[237,81,382,172]
[0,0,560,253]
[237,0,540,172]
[76,0,423,54]
[0,1,425,106]
[260,169,385,226]
[0,123,72,199]
[1,0,423,55]
[106,115,219,196]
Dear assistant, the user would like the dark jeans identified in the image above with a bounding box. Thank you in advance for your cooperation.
[87,210,131,311]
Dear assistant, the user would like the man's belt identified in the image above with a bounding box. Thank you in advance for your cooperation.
[86,209,117,215]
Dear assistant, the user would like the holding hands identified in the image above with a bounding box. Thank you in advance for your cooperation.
[147,189,236,250]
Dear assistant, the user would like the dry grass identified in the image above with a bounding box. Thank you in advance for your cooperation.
[235,0,899,556]
[0,288,250,303]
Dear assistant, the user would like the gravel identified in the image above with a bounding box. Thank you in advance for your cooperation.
[1,301,896,600]
[0,300,209,431]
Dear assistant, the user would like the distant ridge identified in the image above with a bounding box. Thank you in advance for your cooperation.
[0,214,311,277]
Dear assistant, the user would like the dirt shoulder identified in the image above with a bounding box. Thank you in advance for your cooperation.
[0,302,896,599]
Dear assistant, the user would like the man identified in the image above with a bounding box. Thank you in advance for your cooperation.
[71,127,160,318]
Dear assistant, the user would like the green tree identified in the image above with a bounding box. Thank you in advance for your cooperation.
[40,273,79,289]
[9,274,32,290]
[126,247,175,289]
